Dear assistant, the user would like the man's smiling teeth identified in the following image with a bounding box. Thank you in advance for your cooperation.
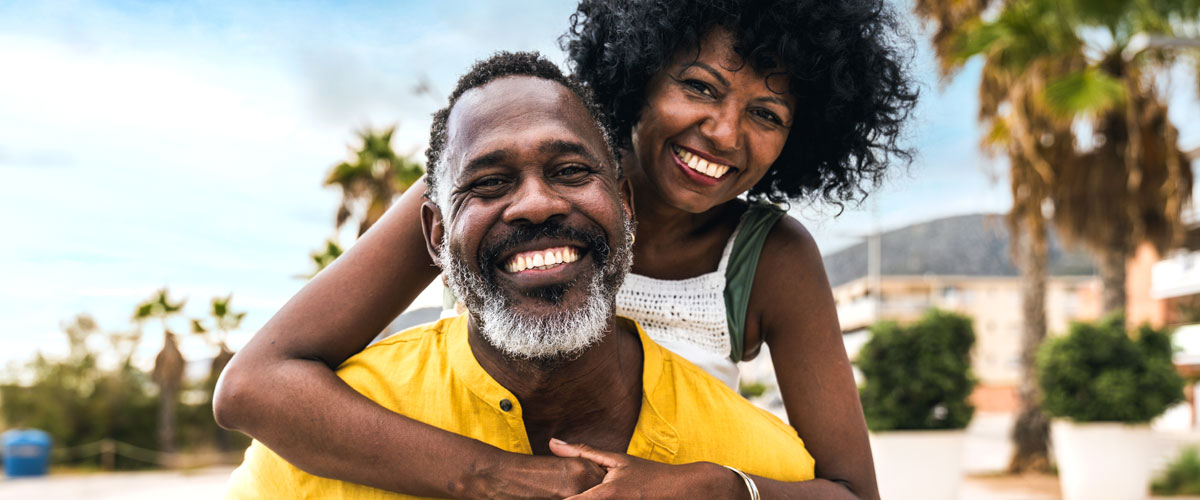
[505,246,580,273]
[673,146,731,179]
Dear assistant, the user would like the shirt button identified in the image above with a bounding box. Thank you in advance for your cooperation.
[500,399,513,412]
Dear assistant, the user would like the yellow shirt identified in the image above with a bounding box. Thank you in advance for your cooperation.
[227,315,814,499]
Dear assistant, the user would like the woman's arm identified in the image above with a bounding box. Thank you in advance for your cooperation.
[214,178,602,498]
[747,216,880,500]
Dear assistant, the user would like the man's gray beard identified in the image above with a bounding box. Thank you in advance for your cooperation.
[439,218,633,362]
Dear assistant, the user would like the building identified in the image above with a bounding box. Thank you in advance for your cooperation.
[824,213,1101,411]
[1128,223,1200,430]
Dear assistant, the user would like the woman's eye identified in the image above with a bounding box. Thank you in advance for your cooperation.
[683,79,714,97]
[752,108,786,126]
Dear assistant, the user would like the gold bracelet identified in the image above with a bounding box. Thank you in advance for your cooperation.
[723,465,761,500]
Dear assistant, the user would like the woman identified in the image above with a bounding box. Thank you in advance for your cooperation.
[215,0,916,498]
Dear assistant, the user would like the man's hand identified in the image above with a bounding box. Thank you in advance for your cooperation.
[549,439,747,500]
[459,451,606,500]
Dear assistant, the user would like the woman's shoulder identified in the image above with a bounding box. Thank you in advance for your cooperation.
[742,209,835,351]
[757,211,828,297]
[734,202,820,270]
[759,209,819,261]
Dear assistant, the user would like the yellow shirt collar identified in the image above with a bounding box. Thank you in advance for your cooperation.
[443,313,679,459]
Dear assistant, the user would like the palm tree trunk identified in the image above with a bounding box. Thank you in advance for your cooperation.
[154,330,185,461]
[1097,244,1128,316]
[157,384,178,454]
[1008,224,1051,473]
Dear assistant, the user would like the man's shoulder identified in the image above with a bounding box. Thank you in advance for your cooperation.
[339,314,463,369]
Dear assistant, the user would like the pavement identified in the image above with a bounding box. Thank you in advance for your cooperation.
[0,466,235,500]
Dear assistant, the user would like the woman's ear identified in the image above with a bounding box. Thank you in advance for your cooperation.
[420,201,445,266]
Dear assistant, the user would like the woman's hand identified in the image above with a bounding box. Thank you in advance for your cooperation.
[549,439,746,500]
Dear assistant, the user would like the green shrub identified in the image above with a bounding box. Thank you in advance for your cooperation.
[1153,446,1200,496]
[856,309,977,431]
[1037,314,1184,423]
[739,380,769,399]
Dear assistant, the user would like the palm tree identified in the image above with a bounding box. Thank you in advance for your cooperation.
[325,126,424,237]
[296,239,345,280]
[191,294,245,452]
[913,0,1197,472]
[190,294,245,386]
[134,288,186,457]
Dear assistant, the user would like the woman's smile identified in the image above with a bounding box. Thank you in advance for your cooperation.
[672,144,734,180]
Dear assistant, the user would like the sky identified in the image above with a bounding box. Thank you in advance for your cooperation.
[0,1,1197,370]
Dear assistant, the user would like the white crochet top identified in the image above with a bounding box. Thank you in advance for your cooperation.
[615,219,746,390]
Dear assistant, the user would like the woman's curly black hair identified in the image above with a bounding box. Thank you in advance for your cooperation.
[562,0,919,206]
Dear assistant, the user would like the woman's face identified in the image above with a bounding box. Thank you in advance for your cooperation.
[631,28,795,214]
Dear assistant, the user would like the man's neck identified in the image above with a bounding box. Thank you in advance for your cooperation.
[467,315,644,455]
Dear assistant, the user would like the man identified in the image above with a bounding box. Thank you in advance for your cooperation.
[226,52,814,499]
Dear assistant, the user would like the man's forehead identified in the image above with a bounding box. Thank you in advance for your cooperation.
[444,76,608,173]
[449,76,579,125]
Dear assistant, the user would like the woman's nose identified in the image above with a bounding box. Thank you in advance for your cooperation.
[698,103,742,152]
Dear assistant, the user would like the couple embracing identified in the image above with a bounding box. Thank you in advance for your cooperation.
[218,1,917,499]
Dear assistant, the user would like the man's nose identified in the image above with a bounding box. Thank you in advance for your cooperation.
[501,177,570,225]
[699,103,742,152]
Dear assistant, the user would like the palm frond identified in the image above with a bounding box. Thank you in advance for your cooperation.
[324,125,425,236]
[1042,67,1126,117]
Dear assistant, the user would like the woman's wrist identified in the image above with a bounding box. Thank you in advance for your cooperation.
[691,461,753,500]
[723,465,760,500]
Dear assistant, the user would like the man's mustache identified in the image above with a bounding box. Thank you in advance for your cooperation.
[478,221,611,275]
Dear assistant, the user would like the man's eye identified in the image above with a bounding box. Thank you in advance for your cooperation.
[556,165,592,179]
[470,177,508,191]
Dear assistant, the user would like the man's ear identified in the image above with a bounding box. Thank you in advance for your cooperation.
[420,201,445,266]
[619,176,635,223]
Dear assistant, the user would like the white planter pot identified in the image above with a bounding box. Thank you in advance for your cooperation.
[870,429,966,500]
[1051,420,1152,500]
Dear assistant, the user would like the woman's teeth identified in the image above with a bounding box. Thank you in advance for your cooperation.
[505,246,579,273]
[673,146,731,179]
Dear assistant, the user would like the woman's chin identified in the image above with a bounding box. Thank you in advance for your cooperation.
[659,187,735,214]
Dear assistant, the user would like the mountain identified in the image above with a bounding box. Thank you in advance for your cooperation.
[822,213,1096,288]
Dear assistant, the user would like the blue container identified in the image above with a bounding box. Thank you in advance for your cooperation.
[2,429,52,478]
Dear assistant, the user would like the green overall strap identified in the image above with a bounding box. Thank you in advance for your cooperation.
[724,203,786,362]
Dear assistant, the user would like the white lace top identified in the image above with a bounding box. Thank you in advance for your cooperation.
[615,219,747,389]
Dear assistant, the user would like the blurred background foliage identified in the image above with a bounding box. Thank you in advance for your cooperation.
[1154,446,1200,495]
[857,309,978,431]
[912,0,1200,472]
[0,126,422,470]
[1038,313,1185,422]
[0,311,248,470]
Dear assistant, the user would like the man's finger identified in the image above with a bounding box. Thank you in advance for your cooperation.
[549,439,625,469]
